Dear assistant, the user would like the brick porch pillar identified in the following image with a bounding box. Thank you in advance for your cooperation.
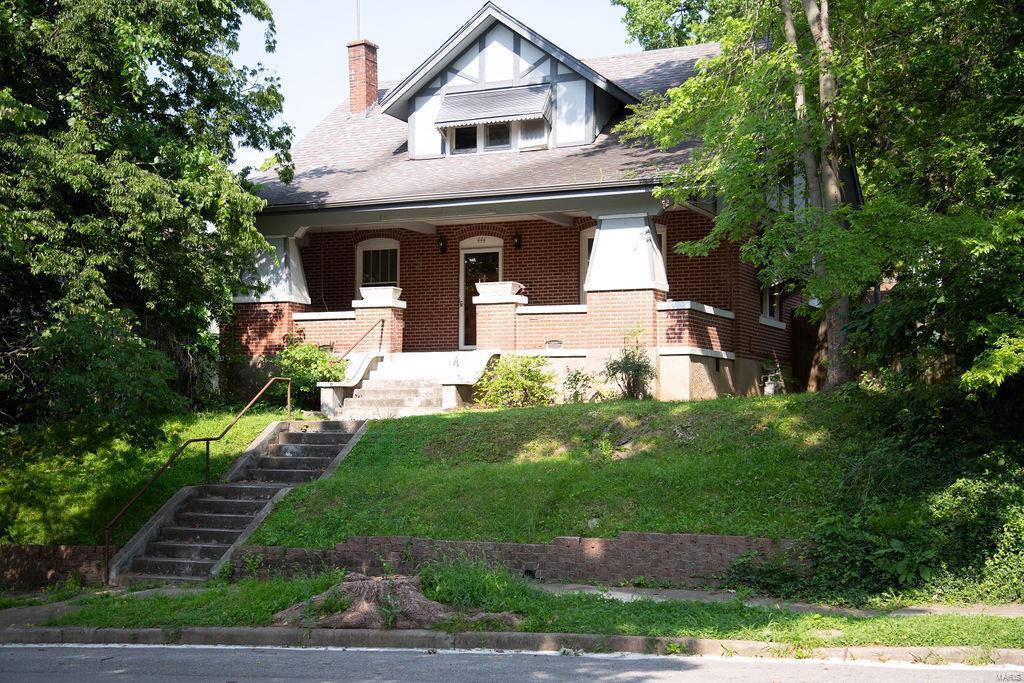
[471,281,527,350]
[583,212,668,347]
[352,286,406,353]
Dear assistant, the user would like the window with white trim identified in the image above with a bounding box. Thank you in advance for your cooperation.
[356,238,399,288]
[579,225,667,303]
[761,283,783,321]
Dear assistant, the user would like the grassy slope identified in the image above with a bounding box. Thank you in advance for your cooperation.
[252,395,847,547]
[0,406,291,545]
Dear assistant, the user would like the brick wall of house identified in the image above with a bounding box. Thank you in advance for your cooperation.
[658,309,734,350]
[232,532,802,588]
[228,302,305,357]
[733,261,796,364]
[516,311,589,349]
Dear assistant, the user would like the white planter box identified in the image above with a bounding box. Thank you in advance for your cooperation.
[359,286,403,303]
[475,281,523,297]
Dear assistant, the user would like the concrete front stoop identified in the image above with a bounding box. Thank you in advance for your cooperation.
[321,351,496,420]
[107,420,366,586]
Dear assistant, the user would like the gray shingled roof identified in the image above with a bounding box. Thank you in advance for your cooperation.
[254,43,719,209]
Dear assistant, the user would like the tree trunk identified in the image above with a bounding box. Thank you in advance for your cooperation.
[780,0,823,211]
[802,0,853,388]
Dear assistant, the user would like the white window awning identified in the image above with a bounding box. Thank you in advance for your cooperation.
[435,84,552,129]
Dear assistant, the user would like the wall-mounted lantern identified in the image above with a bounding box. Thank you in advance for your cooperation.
[437,235,447,253]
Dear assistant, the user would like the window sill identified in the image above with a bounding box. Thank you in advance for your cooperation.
[759,316,786,330]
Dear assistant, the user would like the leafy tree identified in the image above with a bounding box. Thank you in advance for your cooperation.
[0,1,291,443]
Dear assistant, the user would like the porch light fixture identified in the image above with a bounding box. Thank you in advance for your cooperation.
[512,234,523,250]
[437,235,447,253]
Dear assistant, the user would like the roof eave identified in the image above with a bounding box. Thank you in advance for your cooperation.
[259,178,662,215]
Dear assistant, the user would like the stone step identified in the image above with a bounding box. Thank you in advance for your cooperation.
[342,395,442,409]
[279,431,353,445]
[267,443,342,458]
[257,455,333,470]
[246,468,321,484]
[119,573,207,586]
[360,378,442,389]
[340,406,450,420]
[353,387,441,400]
[175,512,253,530]
[185,497,266,516]
[159,526,244,545]
[288,420,362,433]
[146,541,230,561]
[131,556,215,578]
[198,483,283,500]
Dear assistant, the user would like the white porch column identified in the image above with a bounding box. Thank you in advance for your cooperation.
[233,236,310,305]
[583,213,668,293]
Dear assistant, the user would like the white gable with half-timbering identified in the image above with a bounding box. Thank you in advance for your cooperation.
[380,3,634,160]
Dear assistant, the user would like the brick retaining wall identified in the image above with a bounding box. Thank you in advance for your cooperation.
[232,532,803,587]
[0,545,117,590]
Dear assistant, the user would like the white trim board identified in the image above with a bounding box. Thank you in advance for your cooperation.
[658,346,735,360]
[516,304,587,315]
[657,300,735,320]
[293,311,356,321]
[759,316,787,330]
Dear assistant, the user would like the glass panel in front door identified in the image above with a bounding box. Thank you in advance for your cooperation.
[463,251,500,347]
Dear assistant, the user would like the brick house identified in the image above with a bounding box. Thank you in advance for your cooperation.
[231,2,811,413]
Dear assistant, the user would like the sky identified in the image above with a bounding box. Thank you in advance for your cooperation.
[233,0,636,167]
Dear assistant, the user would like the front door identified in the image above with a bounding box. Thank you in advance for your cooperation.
[461,250,501,348]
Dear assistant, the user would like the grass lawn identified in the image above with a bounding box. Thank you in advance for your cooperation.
[251,395,847,547]
[0,405,292,545]
[48,565,1024,650]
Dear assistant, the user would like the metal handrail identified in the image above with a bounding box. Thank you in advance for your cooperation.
[336,318,385,359]
[102,376,292,584]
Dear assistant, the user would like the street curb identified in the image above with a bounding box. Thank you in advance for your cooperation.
[1,626,1021,666]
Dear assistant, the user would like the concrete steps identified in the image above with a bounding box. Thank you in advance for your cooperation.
[115,420,363,585]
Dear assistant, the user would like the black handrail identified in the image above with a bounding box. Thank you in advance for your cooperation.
[102,376,292,584]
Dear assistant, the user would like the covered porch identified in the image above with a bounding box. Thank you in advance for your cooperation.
[232,187,785,400]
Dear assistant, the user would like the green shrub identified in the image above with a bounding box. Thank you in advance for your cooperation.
[978,507,1024,602]
[271,338,348,408]
[603,331,655,399]
[474,355,555,408]
[563,368,596,403]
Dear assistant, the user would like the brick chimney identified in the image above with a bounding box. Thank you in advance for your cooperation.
[347,39,379,115]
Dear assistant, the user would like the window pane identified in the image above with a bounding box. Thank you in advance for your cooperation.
[486,123,510,148]
[453,126,477,152]
[362,248,398,286]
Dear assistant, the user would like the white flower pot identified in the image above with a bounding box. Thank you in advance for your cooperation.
[475,281,524,297]
[359,286,403,303]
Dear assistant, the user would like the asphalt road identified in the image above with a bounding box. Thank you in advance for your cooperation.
[1,645,1017,682]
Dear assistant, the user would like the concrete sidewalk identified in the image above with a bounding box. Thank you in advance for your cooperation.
[537,583,1024,618]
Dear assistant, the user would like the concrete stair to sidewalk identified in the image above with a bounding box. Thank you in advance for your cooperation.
[116,420,362,585]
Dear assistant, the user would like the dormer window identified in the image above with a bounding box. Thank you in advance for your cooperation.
[435,84,552,156]
[452,126,477,154]
[486,123,511,149]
